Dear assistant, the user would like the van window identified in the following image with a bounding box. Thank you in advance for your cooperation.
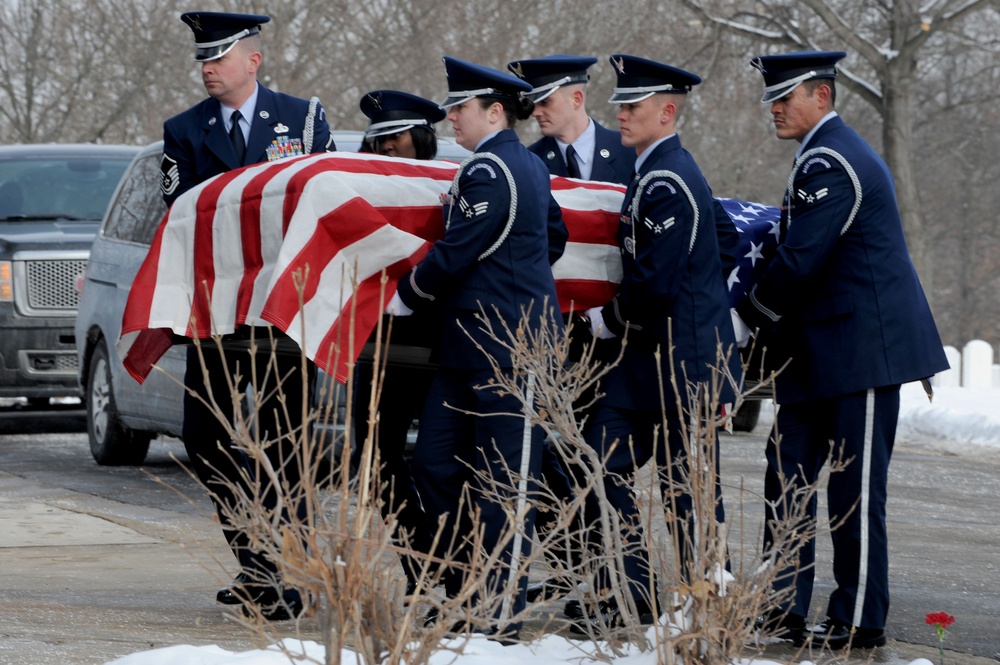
[103,153,168,245]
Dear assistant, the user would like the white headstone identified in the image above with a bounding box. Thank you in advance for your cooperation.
[935,346,961,388]
[961,339,993,390]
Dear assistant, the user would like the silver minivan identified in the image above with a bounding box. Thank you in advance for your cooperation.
[75,132,471,465]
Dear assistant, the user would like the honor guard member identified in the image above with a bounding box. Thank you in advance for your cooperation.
[576,55,741,631]
[160,11,334,621]
[387,57,564,639]
[354,89,445,594]
[737,51,948,649]
[160,12,334,206]
[361,89,444,159]
[507,54,634,185]
[506,53,636,606]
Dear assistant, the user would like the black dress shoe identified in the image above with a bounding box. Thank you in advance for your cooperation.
[216,573,255,605]
[755,608,806,644]
[568,599,655,635]
[804,620,886,649]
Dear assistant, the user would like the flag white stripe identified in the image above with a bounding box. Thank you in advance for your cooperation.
[283,223,428,357]
[552,242,623,284]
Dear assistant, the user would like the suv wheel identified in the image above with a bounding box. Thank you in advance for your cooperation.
[87,340,151,465]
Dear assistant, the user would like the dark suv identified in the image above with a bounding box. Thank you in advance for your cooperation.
[0,144,138,406]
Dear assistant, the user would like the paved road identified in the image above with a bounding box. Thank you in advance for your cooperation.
[0,405,997,664]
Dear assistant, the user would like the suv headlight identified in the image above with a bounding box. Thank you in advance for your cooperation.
[0,260,12,302]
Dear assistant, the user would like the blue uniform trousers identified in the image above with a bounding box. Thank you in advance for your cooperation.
[764,385,899,629]
[352,355,435,584]
[411,366,544,627]
[182,342,309,581]
[583,404,726,608]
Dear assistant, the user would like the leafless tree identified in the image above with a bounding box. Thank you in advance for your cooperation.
[678,0,999,296]
[1,0,997,344]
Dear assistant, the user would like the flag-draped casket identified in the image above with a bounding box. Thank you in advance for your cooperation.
[118,151,778,384]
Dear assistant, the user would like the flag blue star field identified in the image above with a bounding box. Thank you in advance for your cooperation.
[716,197,781,307]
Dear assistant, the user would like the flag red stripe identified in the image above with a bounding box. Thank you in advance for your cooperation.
[302,252,430,383]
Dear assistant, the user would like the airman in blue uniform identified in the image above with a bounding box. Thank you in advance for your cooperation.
[507,54,635,185]
[736,50,949,649]
[352,89,445,594]
[503,54,638,605]
[160,12,333,206]
[576,55,741,631]
[390,57,564,639]
[159,11,334,621]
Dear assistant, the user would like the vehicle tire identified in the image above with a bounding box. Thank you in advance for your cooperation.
[86,340,151,465]
[731,399,762,433]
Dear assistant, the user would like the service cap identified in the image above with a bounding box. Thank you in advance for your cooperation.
[607,54,701,104]
[440,56,532,109]
[750,50,846,104]
[506,54,597,103]
[360,90,446,139]
[180,11,269,62]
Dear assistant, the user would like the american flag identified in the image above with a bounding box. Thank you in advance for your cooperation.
[118,152,778,384]
[118,152,625,384]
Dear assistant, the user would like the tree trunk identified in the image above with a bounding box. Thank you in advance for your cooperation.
[880,1,933,300]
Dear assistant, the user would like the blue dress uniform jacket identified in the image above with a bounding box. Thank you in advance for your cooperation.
[528,119,635,185]
[397,129,563,368]
[737,115,948,403]
[598,134,741,411]
[161,84,333,206]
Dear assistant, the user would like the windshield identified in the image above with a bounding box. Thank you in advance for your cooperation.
[0,154,133,222]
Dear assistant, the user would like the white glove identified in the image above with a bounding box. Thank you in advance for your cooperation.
[731,308,751,348]
[385,291,413,316]
[586,306,616,339]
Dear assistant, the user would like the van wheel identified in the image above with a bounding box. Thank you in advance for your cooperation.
[86,341,151,465]
[731,400,762,433]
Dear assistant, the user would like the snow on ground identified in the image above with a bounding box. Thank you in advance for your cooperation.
[103,382,999,665]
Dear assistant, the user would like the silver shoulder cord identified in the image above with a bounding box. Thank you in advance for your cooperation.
[633,169,700,254]
[787,147,862,235]
[445,152,519,261]
[303,96,320,152]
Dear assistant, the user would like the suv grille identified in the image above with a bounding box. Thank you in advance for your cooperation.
[24,258,87,312]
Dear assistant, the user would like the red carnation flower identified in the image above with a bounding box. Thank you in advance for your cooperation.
[926,612,956,629]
